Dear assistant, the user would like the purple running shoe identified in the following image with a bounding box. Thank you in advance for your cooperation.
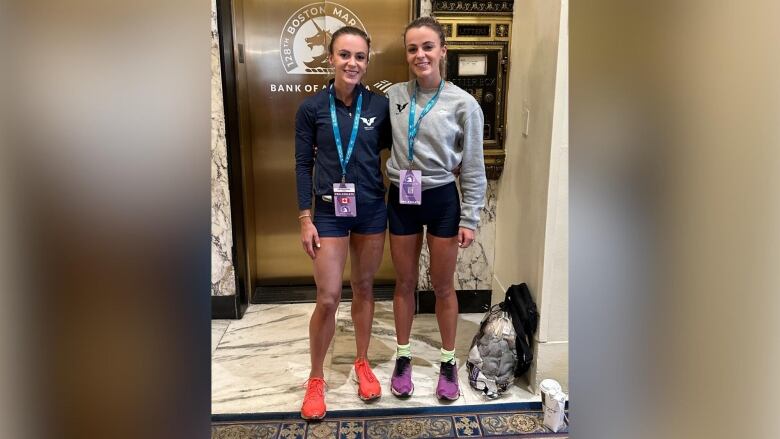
[390,356,414,397]
[436,361,460,400]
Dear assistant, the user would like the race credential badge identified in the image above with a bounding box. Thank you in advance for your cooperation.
[280,2,366,75]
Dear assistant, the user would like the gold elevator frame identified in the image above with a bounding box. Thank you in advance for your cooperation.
[434,14,513,180]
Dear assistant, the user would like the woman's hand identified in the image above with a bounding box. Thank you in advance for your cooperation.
[457,227,475,248]
[300,216,320,259]
[452,162,462,177]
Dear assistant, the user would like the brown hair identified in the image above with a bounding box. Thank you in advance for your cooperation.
[404,16,447,47]
[328,26,371,59]
[403,16,447,78]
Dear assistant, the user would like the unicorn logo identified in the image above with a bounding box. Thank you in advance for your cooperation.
[303,19,332,70]
[279,3,366,75]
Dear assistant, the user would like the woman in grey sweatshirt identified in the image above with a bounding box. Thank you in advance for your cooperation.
[386,16,487,401]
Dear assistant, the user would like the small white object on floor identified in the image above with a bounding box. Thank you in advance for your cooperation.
[540,378,567,432]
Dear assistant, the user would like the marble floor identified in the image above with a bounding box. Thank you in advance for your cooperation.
[212,302,539,415]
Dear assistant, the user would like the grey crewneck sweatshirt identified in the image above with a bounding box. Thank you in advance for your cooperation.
[386,80,487,230]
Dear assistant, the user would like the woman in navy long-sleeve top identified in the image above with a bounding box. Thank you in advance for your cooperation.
[294,26,390,420]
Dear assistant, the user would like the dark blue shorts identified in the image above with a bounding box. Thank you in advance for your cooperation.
[388,182,460,238]
[313,195,387,238]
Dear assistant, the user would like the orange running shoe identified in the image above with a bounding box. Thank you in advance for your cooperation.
[300,377,327,420]
[354,358,381,401]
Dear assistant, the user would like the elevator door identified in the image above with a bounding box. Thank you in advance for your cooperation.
[238,0,410,286]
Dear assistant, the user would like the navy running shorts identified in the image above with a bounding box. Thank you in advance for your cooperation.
[388,182,460,238]
[313,195,388,238]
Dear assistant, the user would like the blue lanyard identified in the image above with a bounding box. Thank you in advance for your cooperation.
[329,86,363,181]
[407,80,445,162]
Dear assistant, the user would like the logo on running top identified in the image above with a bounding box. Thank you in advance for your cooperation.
[280,3,366,75]
[360,117,376,127]
[396,103,409,114]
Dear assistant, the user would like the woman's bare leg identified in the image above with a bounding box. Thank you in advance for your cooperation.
[308,237,349,378]
[389,233,424,345]
[427,233,460,351]
[348,231,385,359]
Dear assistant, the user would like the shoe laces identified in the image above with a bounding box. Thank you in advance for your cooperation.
[303,377,326,398]
[440,361,456,382]
[355,359,378,383]
[394,356,411,377]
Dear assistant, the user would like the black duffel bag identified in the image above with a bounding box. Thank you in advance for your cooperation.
[502,283,539,376]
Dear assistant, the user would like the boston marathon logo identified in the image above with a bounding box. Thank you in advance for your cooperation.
[280,2,366,75]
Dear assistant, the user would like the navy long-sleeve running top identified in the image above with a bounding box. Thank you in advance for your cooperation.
[295,81,391,211]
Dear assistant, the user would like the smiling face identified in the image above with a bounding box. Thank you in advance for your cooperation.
[328,33,369,89]
[404,26,446,86]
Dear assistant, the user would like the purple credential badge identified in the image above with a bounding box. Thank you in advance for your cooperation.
[399,169,422,205]
[334,183,357,217]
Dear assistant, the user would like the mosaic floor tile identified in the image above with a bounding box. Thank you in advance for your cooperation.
[479,412,551,435]
[212,409,568,439]
[365,416,454,438]
[339,420,364,439]
[212,422,279,439]
[279,421,308,439]
[307,421,339,439]
[453,415,482,437]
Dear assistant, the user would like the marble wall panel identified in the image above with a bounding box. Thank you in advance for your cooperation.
[211,1,236,296]
[420,0,433,16]
[418,181,498,291]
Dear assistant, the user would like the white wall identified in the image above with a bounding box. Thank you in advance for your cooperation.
[493,0,568,391]
[537,0,568,388]
[541,0,569,345]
